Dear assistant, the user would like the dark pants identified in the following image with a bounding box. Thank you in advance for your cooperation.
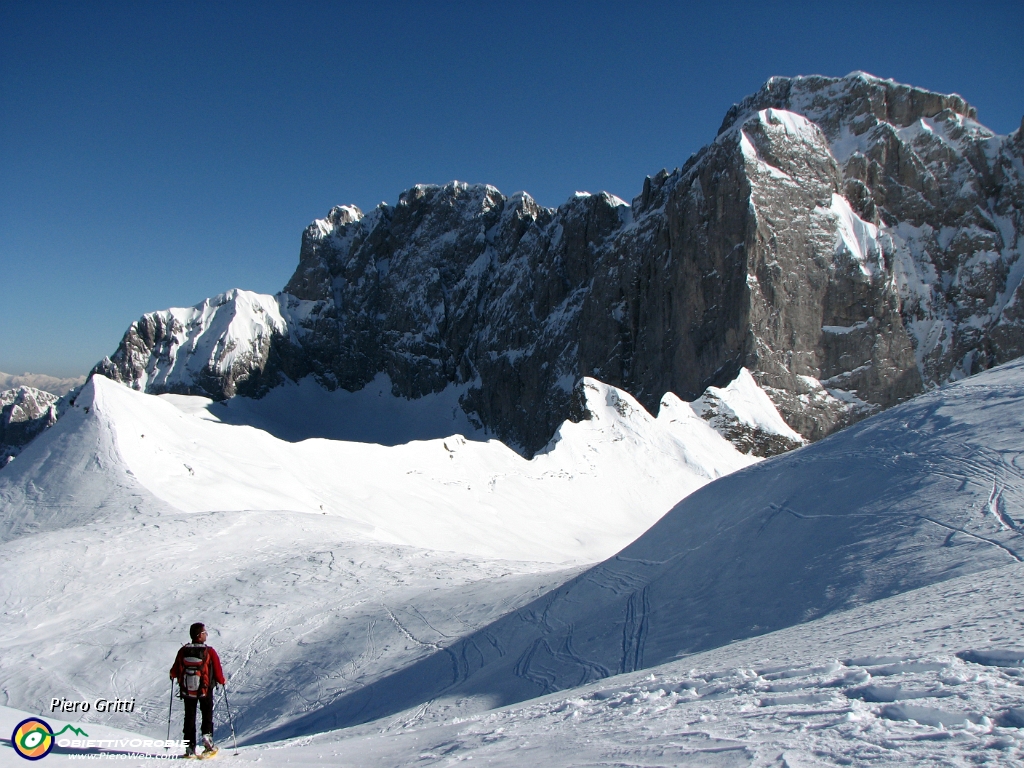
[183,694,214,750]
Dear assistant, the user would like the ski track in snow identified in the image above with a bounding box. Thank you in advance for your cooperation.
[4,562,1023,765]
[0,508,577,744]
[223,358,1024,752]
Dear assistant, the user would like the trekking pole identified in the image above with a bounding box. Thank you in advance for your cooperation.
[222,685,239,754]
[165,680,174,749]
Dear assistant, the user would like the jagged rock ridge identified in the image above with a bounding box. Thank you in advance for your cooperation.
[0,387,59,468]
[93,72,1024,455]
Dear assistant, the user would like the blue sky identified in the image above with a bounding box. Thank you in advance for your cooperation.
[2,1,1022,378]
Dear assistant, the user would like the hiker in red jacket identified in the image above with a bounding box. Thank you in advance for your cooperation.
[170,623,226,758]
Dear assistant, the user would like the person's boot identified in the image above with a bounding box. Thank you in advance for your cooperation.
[202,734,216,753]
[183,745,196,758]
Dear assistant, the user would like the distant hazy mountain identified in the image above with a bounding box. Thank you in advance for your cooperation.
[94,72,1024,455]
[0,373,82,467]
[0,371,84,396]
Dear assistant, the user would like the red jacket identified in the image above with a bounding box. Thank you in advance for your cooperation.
[170,643,226,697]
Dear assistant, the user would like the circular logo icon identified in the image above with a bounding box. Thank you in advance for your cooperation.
[11,718,54,761]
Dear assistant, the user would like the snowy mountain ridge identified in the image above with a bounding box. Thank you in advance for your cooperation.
[0,354,770,745]
[92,288,298,399]
[87,286,801,456]
[92,72,1024,458]
[0,372,761,562]
[0,385,59,468]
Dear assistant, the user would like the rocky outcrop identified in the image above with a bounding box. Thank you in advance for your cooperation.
[94,73,1024,456]
[688,369,805,458]
[0,387,59,467]
[92,289,290,400]
[722,73,1024,386]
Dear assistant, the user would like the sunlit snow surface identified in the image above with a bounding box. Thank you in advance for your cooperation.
[0,371,761,754]
[690,368,804,443]
[2,359,1023,766]
[256,563,1024,766]
[0,374,756,562]
[3,565,1023,765]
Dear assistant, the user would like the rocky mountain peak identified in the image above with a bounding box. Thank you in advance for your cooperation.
[325,204,363,226]
[88,74,1024,458]
[719,72,977,140]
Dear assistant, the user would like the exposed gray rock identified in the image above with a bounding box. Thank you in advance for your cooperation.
[0,387,59,467]
[92,289,288,401]
[93,73,1024,457]
[688,372,805,458]
[723,72,1024,387]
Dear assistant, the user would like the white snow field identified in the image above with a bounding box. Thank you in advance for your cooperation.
[0,369,764,758]
[3,558,1024,766]
[689,367,805,445]
[1,359,1023,765]
[0,373,758,562]
[9,560,1014,766]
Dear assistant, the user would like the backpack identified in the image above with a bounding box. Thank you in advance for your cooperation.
[178,644,211,699]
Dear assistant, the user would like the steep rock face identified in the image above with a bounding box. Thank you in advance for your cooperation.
[0,387,59,467]
[94,73,1024,455]
[723,73,1024,386]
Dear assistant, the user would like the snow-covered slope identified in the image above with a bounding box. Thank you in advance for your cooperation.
[0,507,575,747]
[156,562,1024,767]
[93,289,303,399]
[8,539,1023,766]
[3,358,1024,764]
[689,367,805,455]
[163,372,486,446]
[267,356,1024,736]
[0,374,756,562]
[0,370,762,743]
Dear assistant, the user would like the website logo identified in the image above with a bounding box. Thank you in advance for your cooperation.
[11,717,54,760]
[10,716,182,759]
